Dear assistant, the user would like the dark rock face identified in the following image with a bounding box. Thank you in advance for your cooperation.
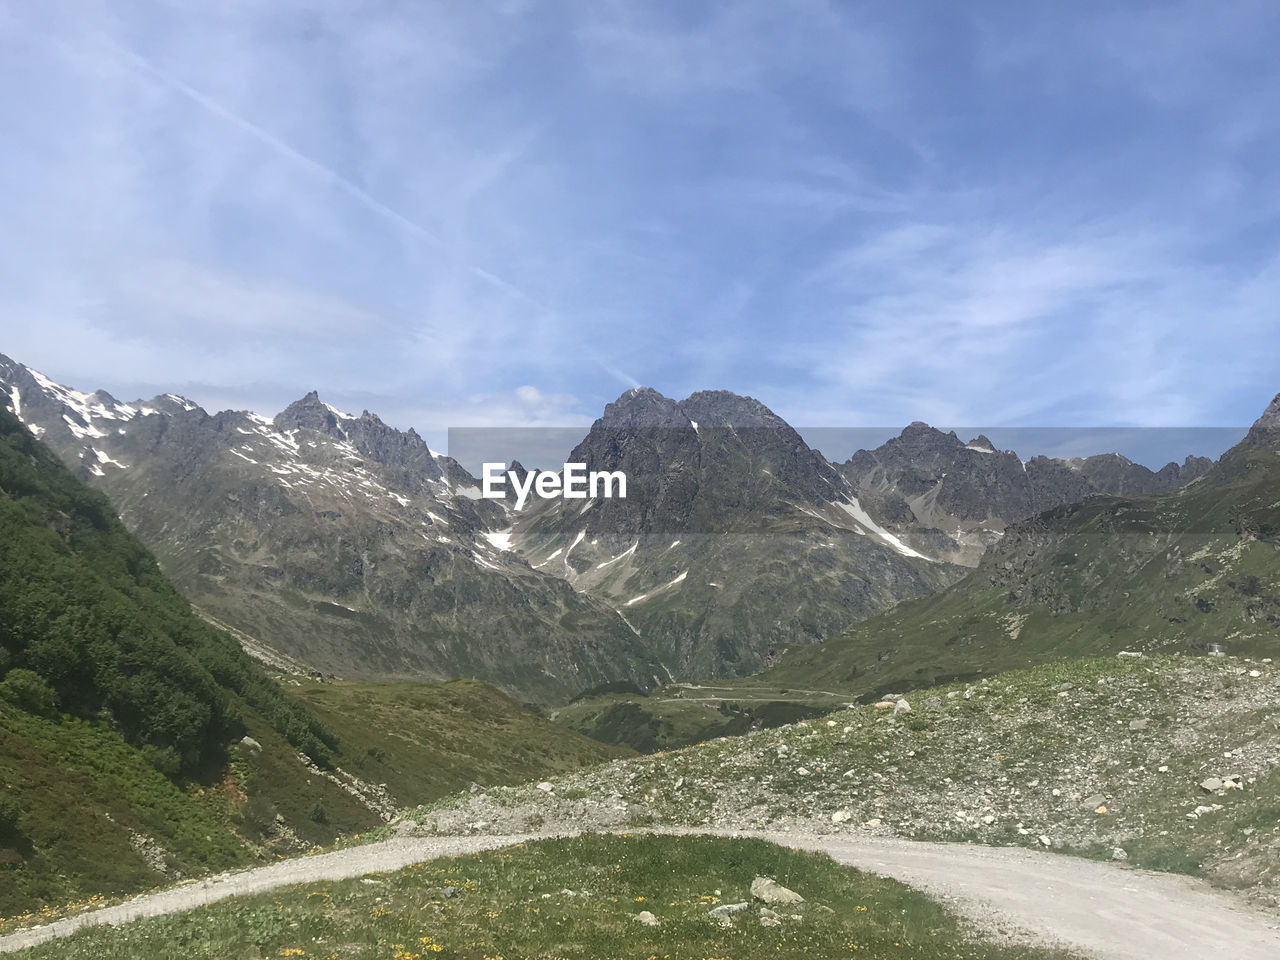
[841,422,1213,543]
[1244,393,1280,447]
[511,389,968,679]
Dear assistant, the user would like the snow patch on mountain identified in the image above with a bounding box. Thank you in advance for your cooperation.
[29,368,139,425]
[836,498,932,561]
[595,541,638,569]
[483,529,514,552]
[165,393,199,412]
[563,529,586,567]
[62,414,107,440]
[93,449,128,469]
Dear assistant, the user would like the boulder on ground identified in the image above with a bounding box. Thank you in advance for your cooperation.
[751,876,805,904]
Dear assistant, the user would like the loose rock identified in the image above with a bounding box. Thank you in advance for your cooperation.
[751,876,805,904]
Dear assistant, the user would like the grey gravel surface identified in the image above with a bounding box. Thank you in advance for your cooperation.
[3,829,1279,958]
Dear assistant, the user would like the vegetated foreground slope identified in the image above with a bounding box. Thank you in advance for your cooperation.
[0,404,354,913]
[406,653,1280,910]
[0,408,623,917]
[763,393,1280,697]
[6,834,1080,960]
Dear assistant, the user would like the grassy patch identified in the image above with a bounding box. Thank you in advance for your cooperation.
[14,834,1079,960]
[294,678,630,805]
[554,684,854,754]
[0,702,248,919]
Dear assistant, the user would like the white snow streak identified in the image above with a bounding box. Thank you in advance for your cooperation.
[595,541,638,569]
[563,529,586,567]
[93,449,128,469]
[836,498,932,561]
[482,529,514,552]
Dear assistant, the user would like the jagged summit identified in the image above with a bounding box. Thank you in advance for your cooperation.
[595,387,689,429]
[678,390,789,429]
[507,459,534,483]
[895,421,960,443]
[594,387,801,433]
[1245,392,1280,446]
[274,390,353,433]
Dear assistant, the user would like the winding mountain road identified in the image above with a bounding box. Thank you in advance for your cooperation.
[2,829,1278,957]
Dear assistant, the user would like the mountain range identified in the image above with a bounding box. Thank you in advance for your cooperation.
[763,392,1280,696]
[0,352,1218,702]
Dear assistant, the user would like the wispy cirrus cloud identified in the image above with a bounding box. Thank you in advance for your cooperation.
[0,0,1277,464]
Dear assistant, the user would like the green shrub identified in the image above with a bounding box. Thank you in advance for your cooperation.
[0,406,338,775]
[0,668,59,717]
[0,789,21,834]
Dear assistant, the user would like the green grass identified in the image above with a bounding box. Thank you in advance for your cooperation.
[0,676,634,921]
[553,684,848,753]
[293,678,631,804]
[0,702,248,919]
[11,834,1080,960]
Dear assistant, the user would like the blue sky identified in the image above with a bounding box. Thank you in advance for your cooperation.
[1,1,1278,463]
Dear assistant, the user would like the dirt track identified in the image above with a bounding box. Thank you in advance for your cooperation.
[3,829,1278,957]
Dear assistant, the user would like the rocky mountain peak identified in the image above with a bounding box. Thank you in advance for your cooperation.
[1245,392,1280,446]
[274,390,350,434]
[677,390,788,430]
[897,421,960,445]
[595,387,690,430]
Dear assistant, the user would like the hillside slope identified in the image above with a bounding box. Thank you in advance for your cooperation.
[0,356,659,703]
[763,395,1279,697]
[0,408,624,917]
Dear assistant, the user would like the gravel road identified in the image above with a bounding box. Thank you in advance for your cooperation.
[3,829,1278,957]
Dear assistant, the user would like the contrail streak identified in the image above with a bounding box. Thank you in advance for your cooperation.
[93,32,557,314]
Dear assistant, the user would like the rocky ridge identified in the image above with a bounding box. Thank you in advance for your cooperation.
[0,354,658,703]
